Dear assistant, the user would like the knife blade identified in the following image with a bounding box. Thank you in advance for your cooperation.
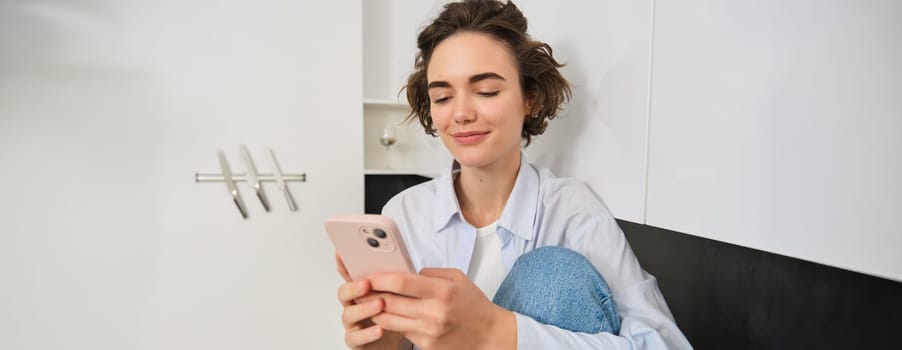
[267,148,298,211]
[240,145,271,212]
[218,150,248,219]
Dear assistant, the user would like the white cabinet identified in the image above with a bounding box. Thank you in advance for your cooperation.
[362,99,448,177]
[0,1,363,349]
[646,0,902,282]
[362,0,448,177]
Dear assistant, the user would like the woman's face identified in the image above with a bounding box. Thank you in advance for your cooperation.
[426,32,531,169]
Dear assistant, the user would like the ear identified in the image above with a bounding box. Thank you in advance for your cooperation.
[524,92,537,115]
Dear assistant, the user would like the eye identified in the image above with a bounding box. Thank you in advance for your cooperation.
[477,91,500,97]
[433,96,451,104]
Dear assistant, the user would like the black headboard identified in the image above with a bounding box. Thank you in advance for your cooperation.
[619,220,902,349]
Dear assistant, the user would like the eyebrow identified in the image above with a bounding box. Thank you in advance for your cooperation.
[427,72,506,89]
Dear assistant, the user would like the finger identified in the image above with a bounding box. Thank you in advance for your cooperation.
[368,272,446,298]
[337,280,371,306]
[379,292,432,319]
[335,253,351,282]
[419,267,467,281]
[342,298,384,329]
[371,312,424,335]
[354,291,393,305]
[345,324,384,348]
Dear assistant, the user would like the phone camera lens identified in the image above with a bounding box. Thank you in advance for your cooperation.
[367,238,380,248]
[374,229,387,239]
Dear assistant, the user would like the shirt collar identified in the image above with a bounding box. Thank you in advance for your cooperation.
[432,153,539,242]
[496,154,539,241]
[433,160,461,232]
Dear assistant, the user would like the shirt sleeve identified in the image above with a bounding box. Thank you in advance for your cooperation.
[521,183,693,349]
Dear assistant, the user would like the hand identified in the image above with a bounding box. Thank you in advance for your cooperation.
[335,255,411,350]
[363,268,517,350]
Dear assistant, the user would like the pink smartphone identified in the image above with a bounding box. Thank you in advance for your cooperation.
[325,214,415,281]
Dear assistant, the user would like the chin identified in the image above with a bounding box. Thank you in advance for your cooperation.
[454,156,491,168]
[448,147,498,169]
[441,135,517,169]
[444,144,481,167]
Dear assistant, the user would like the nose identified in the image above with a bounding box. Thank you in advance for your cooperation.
[451,94,476,125]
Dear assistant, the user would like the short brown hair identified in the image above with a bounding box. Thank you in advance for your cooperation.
[404,0,571,146]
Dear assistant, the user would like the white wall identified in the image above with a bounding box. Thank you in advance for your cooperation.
[365,1,902,282]
[518,0,652,224]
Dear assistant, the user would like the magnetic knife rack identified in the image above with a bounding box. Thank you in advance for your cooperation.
[195,146,306,219]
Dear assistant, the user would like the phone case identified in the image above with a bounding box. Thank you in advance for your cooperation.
[325,214,415,280]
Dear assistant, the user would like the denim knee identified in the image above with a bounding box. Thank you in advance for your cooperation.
[492,246,621,334]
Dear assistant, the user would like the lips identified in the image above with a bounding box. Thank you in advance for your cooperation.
[451,131,489,145]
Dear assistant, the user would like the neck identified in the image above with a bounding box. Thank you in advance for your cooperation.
[454,151,521,228]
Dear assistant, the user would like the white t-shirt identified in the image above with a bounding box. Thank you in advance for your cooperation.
[466,221,505,299]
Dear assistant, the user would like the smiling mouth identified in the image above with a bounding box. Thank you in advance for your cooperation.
[452,131,489,137]
[451,131,489,145]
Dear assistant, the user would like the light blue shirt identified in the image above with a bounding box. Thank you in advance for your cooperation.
[382,154,692,349]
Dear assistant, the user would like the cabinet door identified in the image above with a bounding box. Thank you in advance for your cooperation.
[646,0,902,282]
[0,1,362,349]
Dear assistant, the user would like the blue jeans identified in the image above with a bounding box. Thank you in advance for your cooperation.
[492,246,621,334]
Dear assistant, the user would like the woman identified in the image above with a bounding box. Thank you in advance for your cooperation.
[337,1,691,349]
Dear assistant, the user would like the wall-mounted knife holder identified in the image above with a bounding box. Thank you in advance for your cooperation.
[195,146,305,219]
